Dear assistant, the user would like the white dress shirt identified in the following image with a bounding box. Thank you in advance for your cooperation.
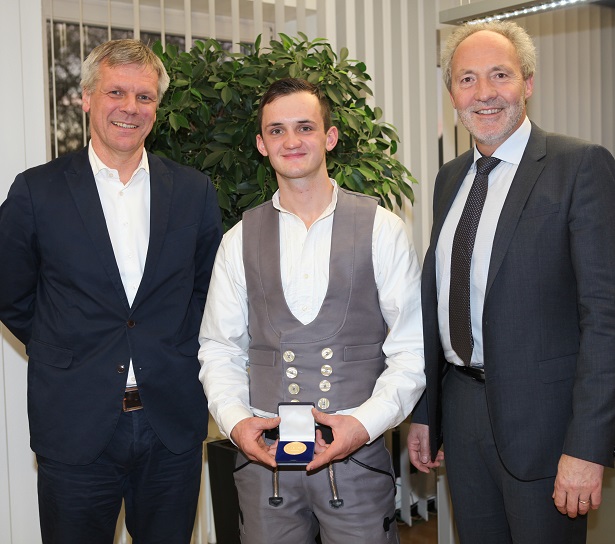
[198,181,425,441]
[89,143,150,386]
[436,116,532,367]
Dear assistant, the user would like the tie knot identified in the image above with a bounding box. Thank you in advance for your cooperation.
[476,156,501,176]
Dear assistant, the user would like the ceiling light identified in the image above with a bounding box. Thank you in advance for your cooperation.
[440,0,591,25]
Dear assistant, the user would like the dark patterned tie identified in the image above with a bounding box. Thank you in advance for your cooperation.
[449,155,501,366]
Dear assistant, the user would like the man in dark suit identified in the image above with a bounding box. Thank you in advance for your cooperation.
[0,39,222,543]
[408,20,615,544]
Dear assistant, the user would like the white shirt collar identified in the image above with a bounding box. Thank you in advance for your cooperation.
[88,141,150,180]
[473,115,532,166]
[271,178,338,223]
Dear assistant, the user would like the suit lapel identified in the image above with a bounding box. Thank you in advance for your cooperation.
[485,124,547,297]
[131,153,172,311]
[65,147,130,309]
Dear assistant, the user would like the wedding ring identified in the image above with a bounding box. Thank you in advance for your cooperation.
[578,499,590,505]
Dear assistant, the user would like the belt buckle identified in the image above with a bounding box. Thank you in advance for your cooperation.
[123,386,143,412]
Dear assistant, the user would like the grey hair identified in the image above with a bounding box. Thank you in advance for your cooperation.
[441,20,536,92]
[80,39,170,104]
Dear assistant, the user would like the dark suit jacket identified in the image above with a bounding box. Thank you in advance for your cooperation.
[0,147,222,464]
[414,123,615,480]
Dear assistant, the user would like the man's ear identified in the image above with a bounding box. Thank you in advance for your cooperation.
[82,92,91,113]
[448,91,457,111]
[524,74,534,101]
[325,126,338,152]
[256,134,268,157]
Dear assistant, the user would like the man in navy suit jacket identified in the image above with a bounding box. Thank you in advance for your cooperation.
[408,21,615,544]
[0,39,222,543]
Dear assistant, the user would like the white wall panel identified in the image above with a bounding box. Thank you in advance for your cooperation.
[1,0,48,540]
[344,0,357,60]
[133,0,141,39]
[231,0,240,51]
[252,0,263,39]
[183,0,192,45]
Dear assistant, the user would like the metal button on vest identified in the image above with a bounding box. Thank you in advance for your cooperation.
[286,367,298,379]
[321,348,333,360]
[318,398,330,410]
[319,380,331,392]
[288,383,300,395]
[291,399,300,403]
[116,364,126,374]
[283,350,295,363]
[321,364,333,376]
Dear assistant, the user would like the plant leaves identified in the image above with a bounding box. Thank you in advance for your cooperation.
[148,35,416,231]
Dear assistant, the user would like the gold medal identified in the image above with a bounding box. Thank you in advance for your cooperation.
[283,441,307,455]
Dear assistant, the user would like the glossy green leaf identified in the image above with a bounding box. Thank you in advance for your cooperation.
[148,36,417,231]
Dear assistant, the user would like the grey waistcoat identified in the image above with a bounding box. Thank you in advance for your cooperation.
[242,187,387,414]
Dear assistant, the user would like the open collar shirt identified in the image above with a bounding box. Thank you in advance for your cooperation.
[89,143,150,386]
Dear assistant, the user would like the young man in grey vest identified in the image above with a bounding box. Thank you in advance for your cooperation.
[198,78,425,543]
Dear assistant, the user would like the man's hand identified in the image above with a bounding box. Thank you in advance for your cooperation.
[407,422,443,473]
[230,416,281,468]
[552,453,604,518]
[306,409,369,471]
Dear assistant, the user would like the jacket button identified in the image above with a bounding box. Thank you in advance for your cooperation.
[283,350,295,363]
[321,364,333,376]
[286,367,298,379]
[321,348,333,360]
[318,398,330,410]
[288,383,300,395]
[116,364,126,373]
[127,320,136,328]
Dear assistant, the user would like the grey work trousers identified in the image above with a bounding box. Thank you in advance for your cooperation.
[233,436,399,544]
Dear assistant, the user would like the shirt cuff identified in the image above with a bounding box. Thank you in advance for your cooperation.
[349,402,394,443]
[217,405,255,445]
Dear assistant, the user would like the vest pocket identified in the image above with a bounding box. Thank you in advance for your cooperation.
[248,348,277,367]
[344,342,384,362]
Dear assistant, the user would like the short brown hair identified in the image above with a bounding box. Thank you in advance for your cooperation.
[257,78,332,133]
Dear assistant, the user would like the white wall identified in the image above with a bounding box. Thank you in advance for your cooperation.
[1,0,48,542]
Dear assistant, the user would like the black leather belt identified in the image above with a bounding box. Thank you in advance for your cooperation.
[123,386,143,412]
[453,364,485,383]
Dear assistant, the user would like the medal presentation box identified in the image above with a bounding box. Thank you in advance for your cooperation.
[275,402,315,465]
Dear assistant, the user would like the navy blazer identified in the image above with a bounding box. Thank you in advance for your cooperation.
[414,123,615,480]
[0,147,222,464]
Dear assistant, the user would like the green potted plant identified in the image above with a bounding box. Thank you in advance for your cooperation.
[147,32,417,230]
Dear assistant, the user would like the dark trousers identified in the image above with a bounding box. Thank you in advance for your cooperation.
[37,408,202,544]
[442,367,587,544]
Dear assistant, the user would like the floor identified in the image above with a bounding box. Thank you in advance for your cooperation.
[398,514,438,544]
